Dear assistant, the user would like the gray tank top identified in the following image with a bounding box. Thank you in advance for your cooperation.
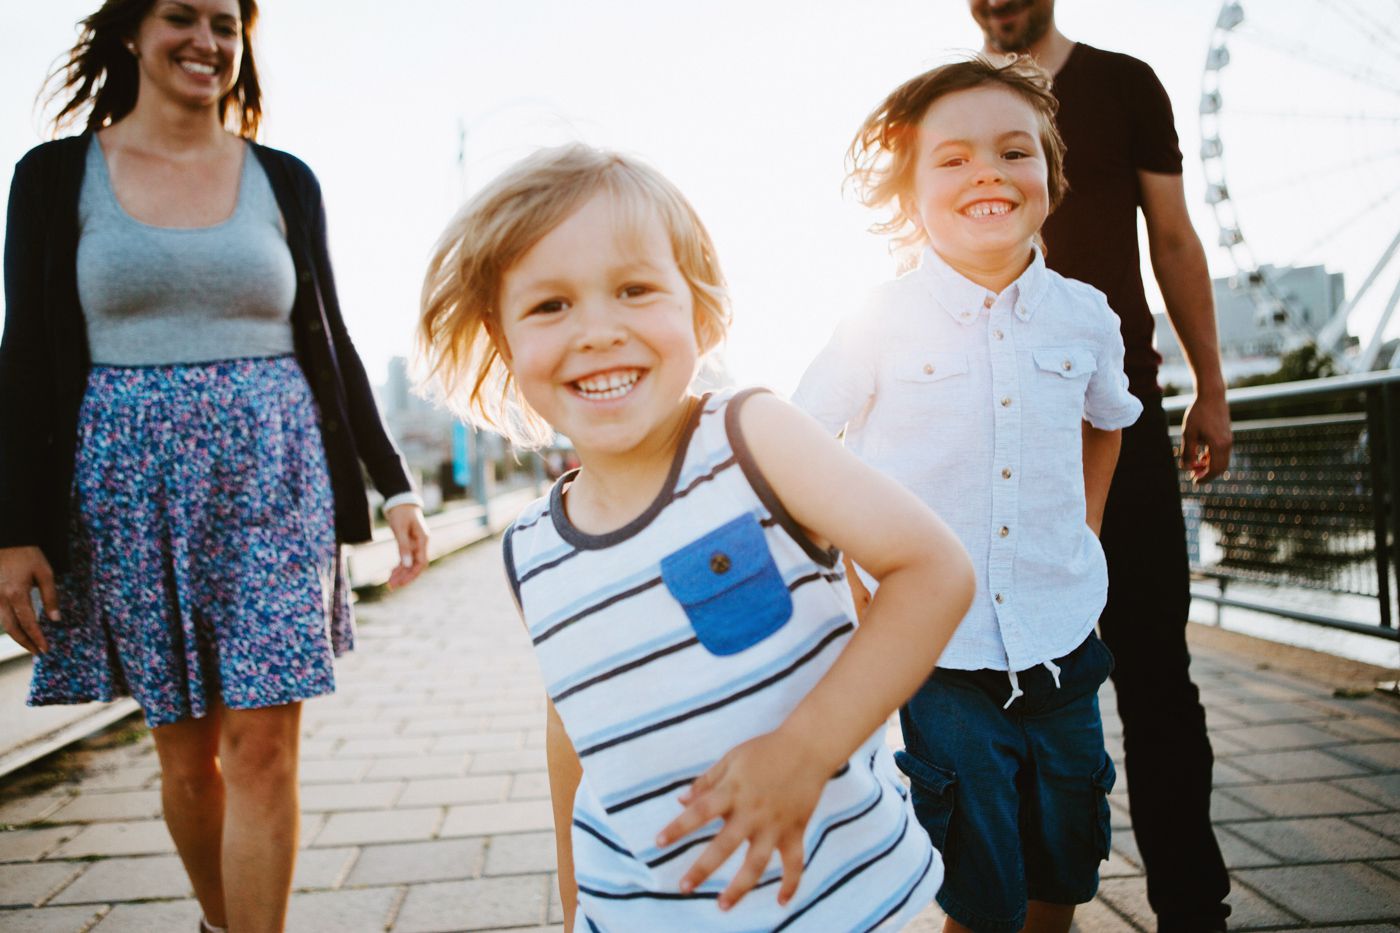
[76,136,297,366]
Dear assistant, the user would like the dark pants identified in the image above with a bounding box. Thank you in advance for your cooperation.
[1099,396,1231,929]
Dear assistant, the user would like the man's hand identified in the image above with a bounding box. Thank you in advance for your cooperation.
[656,730,826,911]
[1180,391,1233,483]
[0,546,59,654]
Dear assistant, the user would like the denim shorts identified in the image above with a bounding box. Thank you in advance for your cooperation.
[897,633,1116,932]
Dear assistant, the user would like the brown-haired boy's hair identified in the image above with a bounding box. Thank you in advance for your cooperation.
[417,143,731,448]
[848,55,1067,254]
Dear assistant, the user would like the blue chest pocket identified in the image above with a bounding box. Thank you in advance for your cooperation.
[660,513,794,656]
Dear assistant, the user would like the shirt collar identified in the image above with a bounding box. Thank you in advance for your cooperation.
[916,244,1050,325]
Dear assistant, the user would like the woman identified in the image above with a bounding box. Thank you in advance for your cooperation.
[0,1,429,929]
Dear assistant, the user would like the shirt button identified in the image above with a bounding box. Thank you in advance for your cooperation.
[999,525,1010,537]
[1001,467,1012,479]
[923,363,935,375]
[992,329,1004,340]
[1000,396,1012,407]
[994,593,1005,604]
[983,295,994,309]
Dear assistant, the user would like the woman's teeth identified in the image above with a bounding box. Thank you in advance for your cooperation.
[574,370,641,400]
[180,61,217,76]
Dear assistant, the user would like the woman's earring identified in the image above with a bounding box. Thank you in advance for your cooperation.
[125,41,138,57]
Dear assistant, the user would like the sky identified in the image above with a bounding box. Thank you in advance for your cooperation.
[4,0,1396,395]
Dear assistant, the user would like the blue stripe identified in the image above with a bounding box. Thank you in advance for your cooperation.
[600,764,708,813]
[773,809,913,931]
[854,843,936,932]
[573,615,852,753]
[515,538,575,583]
[547,626,697,699]
[527,564,661,640]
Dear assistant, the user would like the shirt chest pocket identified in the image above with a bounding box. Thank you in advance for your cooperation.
[660,513,793,656]
[881,349,971,423]
[1029,346,1098,425]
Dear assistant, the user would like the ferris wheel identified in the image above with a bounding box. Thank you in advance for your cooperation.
[1199,0,1400,371]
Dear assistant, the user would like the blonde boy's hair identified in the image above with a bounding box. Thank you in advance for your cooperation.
[417,144,731,448]
[848,55,1068,254]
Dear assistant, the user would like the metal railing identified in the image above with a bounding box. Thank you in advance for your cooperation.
[1163,370,1399,641]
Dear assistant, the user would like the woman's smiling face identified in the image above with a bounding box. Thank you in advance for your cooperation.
[131,0,244,110]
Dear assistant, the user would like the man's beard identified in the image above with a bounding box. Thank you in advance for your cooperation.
[980,1,1052,53]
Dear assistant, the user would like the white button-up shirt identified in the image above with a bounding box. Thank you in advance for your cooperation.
[793,247,1142,672]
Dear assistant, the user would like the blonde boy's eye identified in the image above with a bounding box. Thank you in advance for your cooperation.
[941,157,966,168]
[620,284,654,299]
[529,299,567,316]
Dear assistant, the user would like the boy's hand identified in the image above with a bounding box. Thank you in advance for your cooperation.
[656,729,827,911]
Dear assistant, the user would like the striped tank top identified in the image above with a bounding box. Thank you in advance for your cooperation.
[504,387,941,931]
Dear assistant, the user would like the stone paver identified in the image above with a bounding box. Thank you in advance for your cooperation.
[2,536,1398,931]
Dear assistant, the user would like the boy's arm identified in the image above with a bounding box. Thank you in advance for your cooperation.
[658,393,975,910]
[1082,422,1122,536]
[546,699,582,932]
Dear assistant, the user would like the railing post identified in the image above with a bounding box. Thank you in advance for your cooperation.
[1384,382,1400,627]
[1368,385,1395,629]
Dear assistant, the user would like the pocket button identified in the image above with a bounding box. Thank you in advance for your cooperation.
[710,553,731,574]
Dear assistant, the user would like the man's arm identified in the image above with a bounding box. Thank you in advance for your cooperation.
[1139,169,1233,482]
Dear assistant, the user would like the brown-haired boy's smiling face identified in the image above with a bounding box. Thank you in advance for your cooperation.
[912,84,1049,290]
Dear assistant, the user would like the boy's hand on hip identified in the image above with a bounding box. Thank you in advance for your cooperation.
[656,730,826,911]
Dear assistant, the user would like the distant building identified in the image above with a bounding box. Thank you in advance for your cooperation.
[1155,263,1345,389]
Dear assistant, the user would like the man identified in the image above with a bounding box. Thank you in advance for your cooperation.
[968,1,1235,929]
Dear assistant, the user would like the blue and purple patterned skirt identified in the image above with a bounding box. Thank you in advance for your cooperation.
[28,356,353,728]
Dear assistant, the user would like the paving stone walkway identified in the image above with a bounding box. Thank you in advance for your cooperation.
[2,538,1399,931]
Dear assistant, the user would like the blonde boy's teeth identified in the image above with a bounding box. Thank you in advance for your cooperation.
[574,370,640,398]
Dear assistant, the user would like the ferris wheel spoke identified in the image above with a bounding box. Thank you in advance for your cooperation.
[1228,108,1400,125]
[1227,146,1400,200]
[1237,26,1400,95]
[1318,0,1400,59]
[1294,179,1400,260]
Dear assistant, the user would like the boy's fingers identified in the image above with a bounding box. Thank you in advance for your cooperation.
[680,825,744,894]
[657,788,724,847]
[777,836,805,906]
[718,837,774,910]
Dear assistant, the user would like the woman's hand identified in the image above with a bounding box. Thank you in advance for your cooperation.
[0,546,59,654]
[385,504,430,588]
[656,729,827,911]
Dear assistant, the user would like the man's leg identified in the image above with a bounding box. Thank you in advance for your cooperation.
[1099,399,1230,930]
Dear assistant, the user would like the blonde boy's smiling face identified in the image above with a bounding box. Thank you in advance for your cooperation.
[497,191,700,463]
[911,84,1050,290]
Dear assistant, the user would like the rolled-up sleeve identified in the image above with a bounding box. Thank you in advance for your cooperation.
[791,312,877,437]
[1083,295,1143,431]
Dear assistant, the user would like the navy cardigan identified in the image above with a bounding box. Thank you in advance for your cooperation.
[0,132,413,572]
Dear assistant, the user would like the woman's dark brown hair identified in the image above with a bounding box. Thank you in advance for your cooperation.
[41,0,263,139]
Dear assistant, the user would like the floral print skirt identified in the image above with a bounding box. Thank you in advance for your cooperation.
[28,356,353,728]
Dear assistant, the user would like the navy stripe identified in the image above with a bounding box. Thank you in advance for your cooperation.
[787,570,845,591]
[647,832,715,868]
[585,917,604,933]
[554,636,700,702]
[604,775,699,815]
[532,576,665,646]
[578,884,719,902]
[671,454,737,502]
[773,812,913,931]
[573,819,635,859]
[577,622,854,757]
[862,846,935,933]
[514,508,550,533]
[518,546,581,586]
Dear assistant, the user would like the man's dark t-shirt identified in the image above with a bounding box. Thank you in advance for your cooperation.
[1042,43,1184,398]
